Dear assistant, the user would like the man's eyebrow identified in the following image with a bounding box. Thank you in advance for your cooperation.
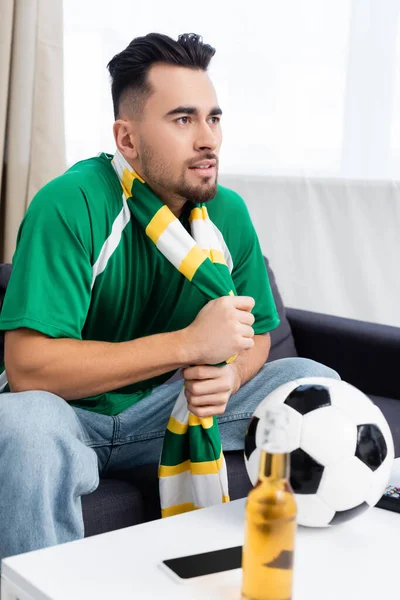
[165,106,223,117]
[209,107,223,116]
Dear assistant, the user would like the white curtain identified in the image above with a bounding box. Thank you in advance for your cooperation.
[220,174,400,328]
[0,0,66,262]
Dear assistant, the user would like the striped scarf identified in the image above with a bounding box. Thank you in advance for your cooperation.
[112,151,236,518]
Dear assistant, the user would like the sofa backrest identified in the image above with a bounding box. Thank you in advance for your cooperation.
[0,263,12,363]
[0,258,298,366]
[263,256,298,362]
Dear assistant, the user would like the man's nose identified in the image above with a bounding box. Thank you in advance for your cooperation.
[194,122,218,152]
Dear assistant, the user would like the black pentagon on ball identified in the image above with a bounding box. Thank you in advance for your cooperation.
[290,448,325,494]
[329,502,369,525]
[355,424,388,471]
[244,416,259,461]
[284,384,331,416]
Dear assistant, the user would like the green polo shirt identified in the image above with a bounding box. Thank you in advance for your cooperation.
[0,154,280,414]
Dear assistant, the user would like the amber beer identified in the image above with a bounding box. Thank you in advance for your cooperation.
[242,405,297,600]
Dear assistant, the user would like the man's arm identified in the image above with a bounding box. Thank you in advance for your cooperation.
[229,333,271,394]
[5,296,255,400]
[183,333,271,418]
[5,328,188,399]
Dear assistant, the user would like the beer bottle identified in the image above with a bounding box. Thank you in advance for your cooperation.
[242,405,297,600]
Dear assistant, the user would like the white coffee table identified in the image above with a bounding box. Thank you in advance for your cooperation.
[2,460,400,600]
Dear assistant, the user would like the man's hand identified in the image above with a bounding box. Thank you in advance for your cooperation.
[181,296,255,366]
[182,364,241,418]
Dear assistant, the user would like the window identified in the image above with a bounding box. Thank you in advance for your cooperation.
[63,0,400,179]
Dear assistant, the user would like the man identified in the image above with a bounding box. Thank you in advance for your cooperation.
[0,33,339,561]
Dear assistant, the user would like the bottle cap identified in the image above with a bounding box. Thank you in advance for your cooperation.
[256,404,292,454]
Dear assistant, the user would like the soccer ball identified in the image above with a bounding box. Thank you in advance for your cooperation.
[244,377,394,527]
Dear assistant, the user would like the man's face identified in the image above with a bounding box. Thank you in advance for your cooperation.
[128,64,222,205]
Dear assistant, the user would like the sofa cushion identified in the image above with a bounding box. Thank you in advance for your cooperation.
[81,478,145,537]
[81,450,252,537]
[263,256,298,362]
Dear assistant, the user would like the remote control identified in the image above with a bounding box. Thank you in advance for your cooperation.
[376,485,400,513]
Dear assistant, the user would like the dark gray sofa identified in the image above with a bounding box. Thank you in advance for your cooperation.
[0,258,399,538]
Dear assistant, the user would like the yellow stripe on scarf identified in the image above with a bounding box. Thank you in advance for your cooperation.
[167,416,189,435]
[189,206,227,266]
[159,460,190,477]
[161,496,229,518]
[190,453,225,476]
[226,353,238,364]
[161,503,198,518]
[188,414,213,429]
[158,453,226,477]
[204,249,226,265]
[179,245,207,280]
[121,168,144,199]
[189,205,209,223]
[146,205,177,244]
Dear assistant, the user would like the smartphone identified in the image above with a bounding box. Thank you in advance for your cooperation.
[160,545,242,583]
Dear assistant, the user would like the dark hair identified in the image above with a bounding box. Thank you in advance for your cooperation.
[107,33,216,119]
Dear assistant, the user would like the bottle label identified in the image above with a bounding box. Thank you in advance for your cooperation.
[256,404,292,454]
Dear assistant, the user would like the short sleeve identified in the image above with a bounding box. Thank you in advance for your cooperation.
[0,175,93,339]
[229,195,280,335]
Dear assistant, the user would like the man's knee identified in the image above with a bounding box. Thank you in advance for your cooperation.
[0,390,79,447]
[267,357,340,382]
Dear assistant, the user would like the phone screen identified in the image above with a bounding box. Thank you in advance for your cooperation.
[162,545,242,579]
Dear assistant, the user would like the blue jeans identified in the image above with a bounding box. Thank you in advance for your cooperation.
[0,358,339,563]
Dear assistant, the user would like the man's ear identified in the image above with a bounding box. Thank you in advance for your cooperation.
[113,119,138,161]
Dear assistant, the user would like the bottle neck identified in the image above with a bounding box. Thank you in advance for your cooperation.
[258,451,290,482]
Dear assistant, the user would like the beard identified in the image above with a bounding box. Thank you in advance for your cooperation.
[139,141,218,205]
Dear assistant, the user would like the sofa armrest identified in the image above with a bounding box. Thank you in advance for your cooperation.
[286,307,400,401]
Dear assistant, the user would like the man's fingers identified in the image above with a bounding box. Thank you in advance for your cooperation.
[184,378,230,396]
[238,324,255,339]
[236,310,255,326]
[188,404,227,418]
[231,296,255,312]
[182,366,221,380]
[185,391,228,406]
